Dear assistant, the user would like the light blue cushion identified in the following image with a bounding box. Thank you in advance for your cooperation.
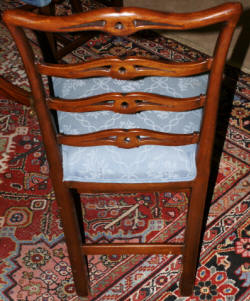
[52,75,208,183]
[22,0,51,7]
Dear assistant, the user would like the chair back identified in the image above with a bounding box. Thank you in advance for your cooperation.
[3,3,242,190]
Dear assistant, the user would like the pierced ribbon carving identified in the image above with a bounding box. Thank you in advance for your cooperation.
[48,93,206,113]
[37,57,212,79]
[57,129,200,148]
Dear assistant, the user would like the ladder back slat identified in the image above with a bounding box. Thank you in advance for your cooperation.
[37,57,213,79]
[57,129,200,148]
[48,93,206,113]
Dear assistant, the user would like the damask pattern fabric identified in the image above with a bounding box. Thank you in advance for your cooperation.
[52,75,208,183]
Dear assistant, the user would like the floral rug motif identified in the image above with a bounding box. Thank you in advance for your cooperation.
[0,0,250,300]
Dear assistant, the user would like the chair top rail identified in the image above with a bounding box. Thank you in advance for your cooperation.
[3,3,242,36]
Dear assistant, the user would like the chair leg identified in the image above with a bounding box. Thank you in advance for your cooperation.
[54,185,89,296]
[180,184,208,296]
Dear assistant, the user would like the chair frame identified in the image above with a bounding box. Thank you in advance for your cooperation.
[3,3,242,297]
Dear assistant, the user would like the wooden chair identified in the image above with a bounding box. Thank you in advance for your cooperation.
[3,2,242,297]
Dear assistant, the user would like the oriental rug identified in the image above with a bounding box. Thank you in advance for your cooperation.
[0,1,249,300]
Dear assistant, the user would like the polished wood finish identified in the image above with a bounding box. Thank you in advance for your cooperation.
[82,243,183,255]
[57,129,199,148]
[48,93,206,113]
[65,181,192,193]
[37,57,213,79]
[7,5,241,34]
[3,2,242,297]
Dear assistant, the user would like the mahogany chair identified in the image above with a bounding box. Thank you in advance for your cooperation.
[3,2,242,297]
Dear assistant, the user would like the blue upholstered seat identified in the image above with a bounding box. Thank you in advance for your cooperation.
[21,0,51,7]
[52,74,208,183]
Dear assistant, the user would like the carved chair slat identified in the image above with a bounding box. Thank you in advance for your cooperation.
[37,57,213,79]
[48,93,206,113]
[57,129,199,148]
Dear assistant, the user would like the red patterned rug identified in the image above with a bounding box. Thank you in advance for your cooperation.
[0,1,249,300]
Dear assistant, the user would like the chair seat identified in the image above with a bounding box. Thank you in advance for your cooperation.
[52,75,208,183]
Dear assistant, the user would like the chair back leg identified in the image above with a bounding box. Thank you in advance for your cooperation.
[180,182,208,295]
[55,184,89,295]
